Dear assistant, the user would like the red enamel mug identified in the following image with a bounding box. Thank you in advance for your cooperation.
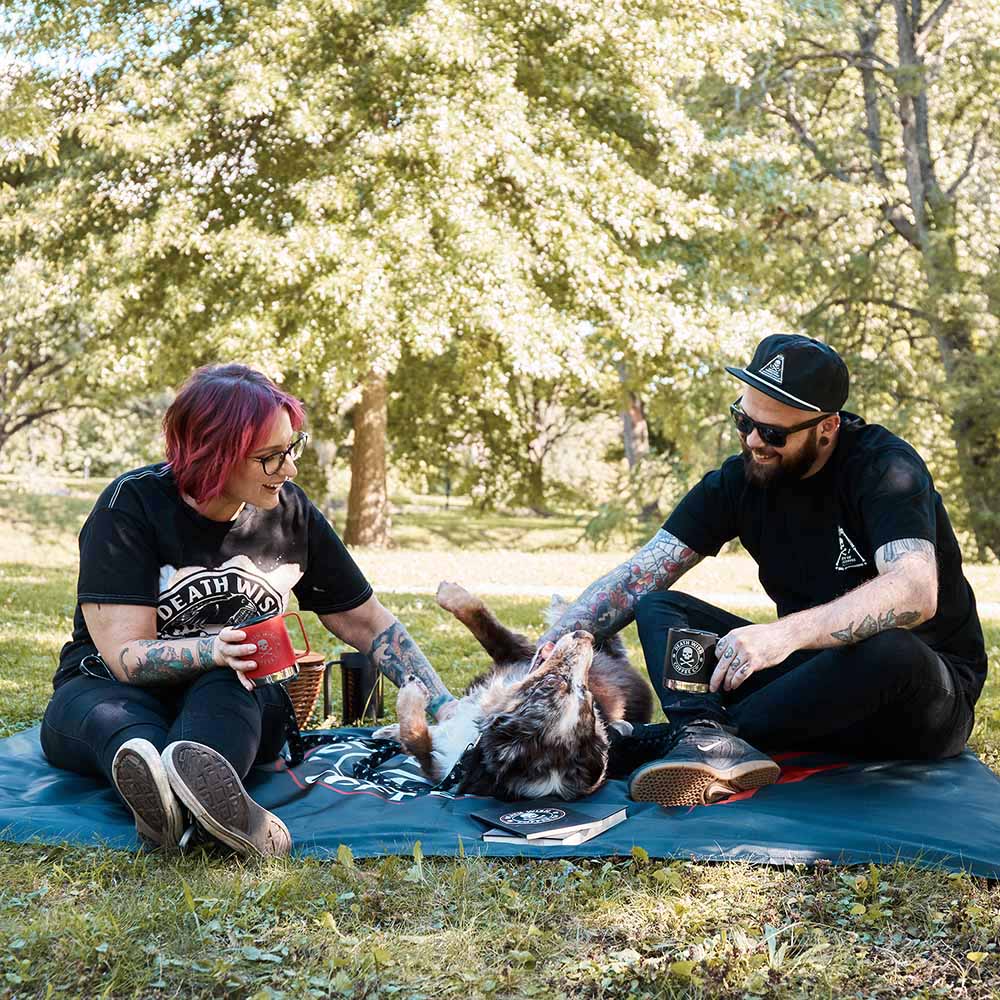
[240,612,310,686]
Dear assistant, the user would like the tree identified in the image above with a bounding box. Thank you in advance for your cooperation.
[714,0,1000,556]
[0,61,111,461]
[389,335,608,512]
[7,0,786,541]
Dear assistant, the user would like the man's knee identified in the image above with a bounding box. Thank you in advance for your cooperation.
[634,591,690,632]
[852,627,940,678]
[837,629,958,715]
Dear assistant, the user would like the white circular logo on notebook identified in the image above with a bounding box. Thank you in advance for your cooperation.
[499,808,566,826]
[671,639,705,676]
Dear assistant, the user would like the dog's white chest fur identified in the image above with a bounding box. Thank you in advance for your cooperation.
[427,696,487,776]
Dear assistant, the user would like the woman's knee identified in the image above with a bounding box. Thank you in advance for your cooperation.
[183,668,257,707]
[42,679,170,776]
[44,677,167,737]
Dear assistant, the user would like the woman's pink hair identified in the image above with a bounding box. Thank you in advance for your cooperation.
[164,364,305,503]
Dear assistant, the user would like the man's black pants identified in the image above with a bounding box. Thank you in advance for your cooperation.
[635,592,975,759]
[41,669,290,793]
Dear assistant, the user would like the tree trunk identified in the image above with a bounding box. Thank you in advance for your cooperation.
[891,0,1000,558]
[926,299,1000,560]
[525,458,547,515]
[615,361,649,469]
[344,372,391,548]
[622,390,649,470]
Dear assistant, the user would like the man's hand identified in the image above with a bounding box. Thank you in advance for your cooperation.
[710,622,798,693]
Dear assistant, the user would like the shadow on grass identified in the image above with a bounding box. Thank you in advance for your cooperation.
[383,511,589,551]
[0,486,95,548]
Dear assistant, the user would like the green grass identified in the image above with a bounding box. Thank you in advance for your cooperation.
[2,487,1000,998]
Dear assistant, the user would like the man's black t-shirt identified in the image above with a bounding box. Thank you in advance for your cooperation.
[55,463,373,689]
[663,414,987,702]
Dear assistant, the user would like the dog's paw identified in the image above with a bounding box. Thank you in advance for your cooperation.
[397,676,431,709]
[371,723,401,742]
[436,580,479,615]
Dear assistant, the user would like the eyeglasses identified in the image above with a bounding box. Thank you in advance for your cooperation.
[255,432,309,476]
[729,401,826,448]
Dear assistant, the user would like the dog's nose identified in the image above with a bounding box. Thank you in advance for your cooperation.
[571,630,593,642]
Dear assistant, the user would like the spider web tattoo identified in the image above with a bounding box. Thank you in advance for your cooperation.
[541,529,702,644]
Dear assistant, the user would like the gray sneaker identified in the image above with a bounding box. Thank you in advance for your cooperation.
[162,741,292,859]
[112,738,185,850]
[628,721,780,806]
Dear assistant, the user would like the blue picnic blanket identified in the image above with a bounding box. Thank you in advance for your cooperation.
[1,726,999,876]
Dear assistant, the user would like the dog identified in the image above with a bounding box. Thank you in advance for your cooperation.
[373,581,653,801]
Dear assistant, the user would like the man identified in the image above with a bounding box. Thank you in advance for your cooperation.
[542,334,988,807]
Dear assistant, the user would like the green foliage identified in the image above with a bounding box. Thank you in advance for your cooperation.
[697,0,1000,555]
[3,0,793,508]
[4,0,1000,548]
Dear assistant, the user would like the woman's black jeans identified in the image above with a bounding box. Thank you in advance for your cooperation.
[41,668,290,791]
[634,591,975,760]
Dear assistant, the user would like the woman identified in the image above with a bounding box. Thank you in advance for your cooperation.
[42,364,456,857]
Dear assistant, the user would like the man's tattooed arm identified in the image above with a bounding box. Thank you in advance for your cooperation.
[369,620,456,718]
[118,637,217,684]
[829,609,923,644]
[827,537,936,645]
[775,537,937,652]
[539,529,704,646]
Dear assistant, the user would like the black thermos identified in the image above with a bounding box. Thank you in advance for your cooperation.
[340,651,384,724]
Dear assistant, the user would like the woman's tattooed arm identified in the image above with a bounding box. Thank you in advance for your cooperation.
[119,637,217,684]
[540,529,703,645]
[369,620,456,718]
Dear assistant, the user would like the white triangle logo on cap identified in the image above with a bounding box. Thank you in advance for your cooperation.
[759,354,784,383]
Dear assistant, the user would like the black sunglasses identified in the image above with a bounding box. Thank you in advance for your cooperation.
[255,432,309,476]
[729,400,826,448]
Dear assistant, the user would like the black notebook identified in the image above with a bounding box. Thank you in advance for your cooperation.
[470,799,627,841]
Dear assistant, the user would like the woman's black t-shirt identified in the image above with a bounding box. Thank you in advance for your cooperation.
[663,414,987,702]
[55,463,373,689]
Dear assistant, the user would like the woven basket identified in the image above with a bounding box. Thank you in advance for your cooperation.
[285,650,327,727]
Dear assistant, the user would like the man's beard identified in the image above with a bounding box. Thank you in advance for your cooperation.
[742,428,821,488]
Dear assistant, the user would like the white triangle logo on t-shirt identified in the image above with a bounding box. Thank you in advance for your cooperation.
[835,526,868,571]
[759,354,785,383]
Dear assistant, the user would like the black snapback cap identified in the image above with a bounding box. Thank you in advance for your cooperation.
[725,334,849,413]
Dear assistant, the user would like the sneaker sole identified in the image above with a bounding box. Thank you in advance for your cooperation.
[629,758,781,807]
[112,739,184,849]
[161,741,291,858]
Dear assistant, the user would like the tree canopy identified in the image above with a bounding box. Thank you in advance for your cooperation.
[2,0,998,555]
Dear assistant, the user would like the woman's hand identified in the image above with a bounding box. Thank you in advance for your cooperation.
[213,627,259,692]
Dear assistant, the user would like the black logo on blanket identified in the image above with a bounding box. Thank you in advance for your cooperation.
[298,738,457,802]
[157,568,284,638]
